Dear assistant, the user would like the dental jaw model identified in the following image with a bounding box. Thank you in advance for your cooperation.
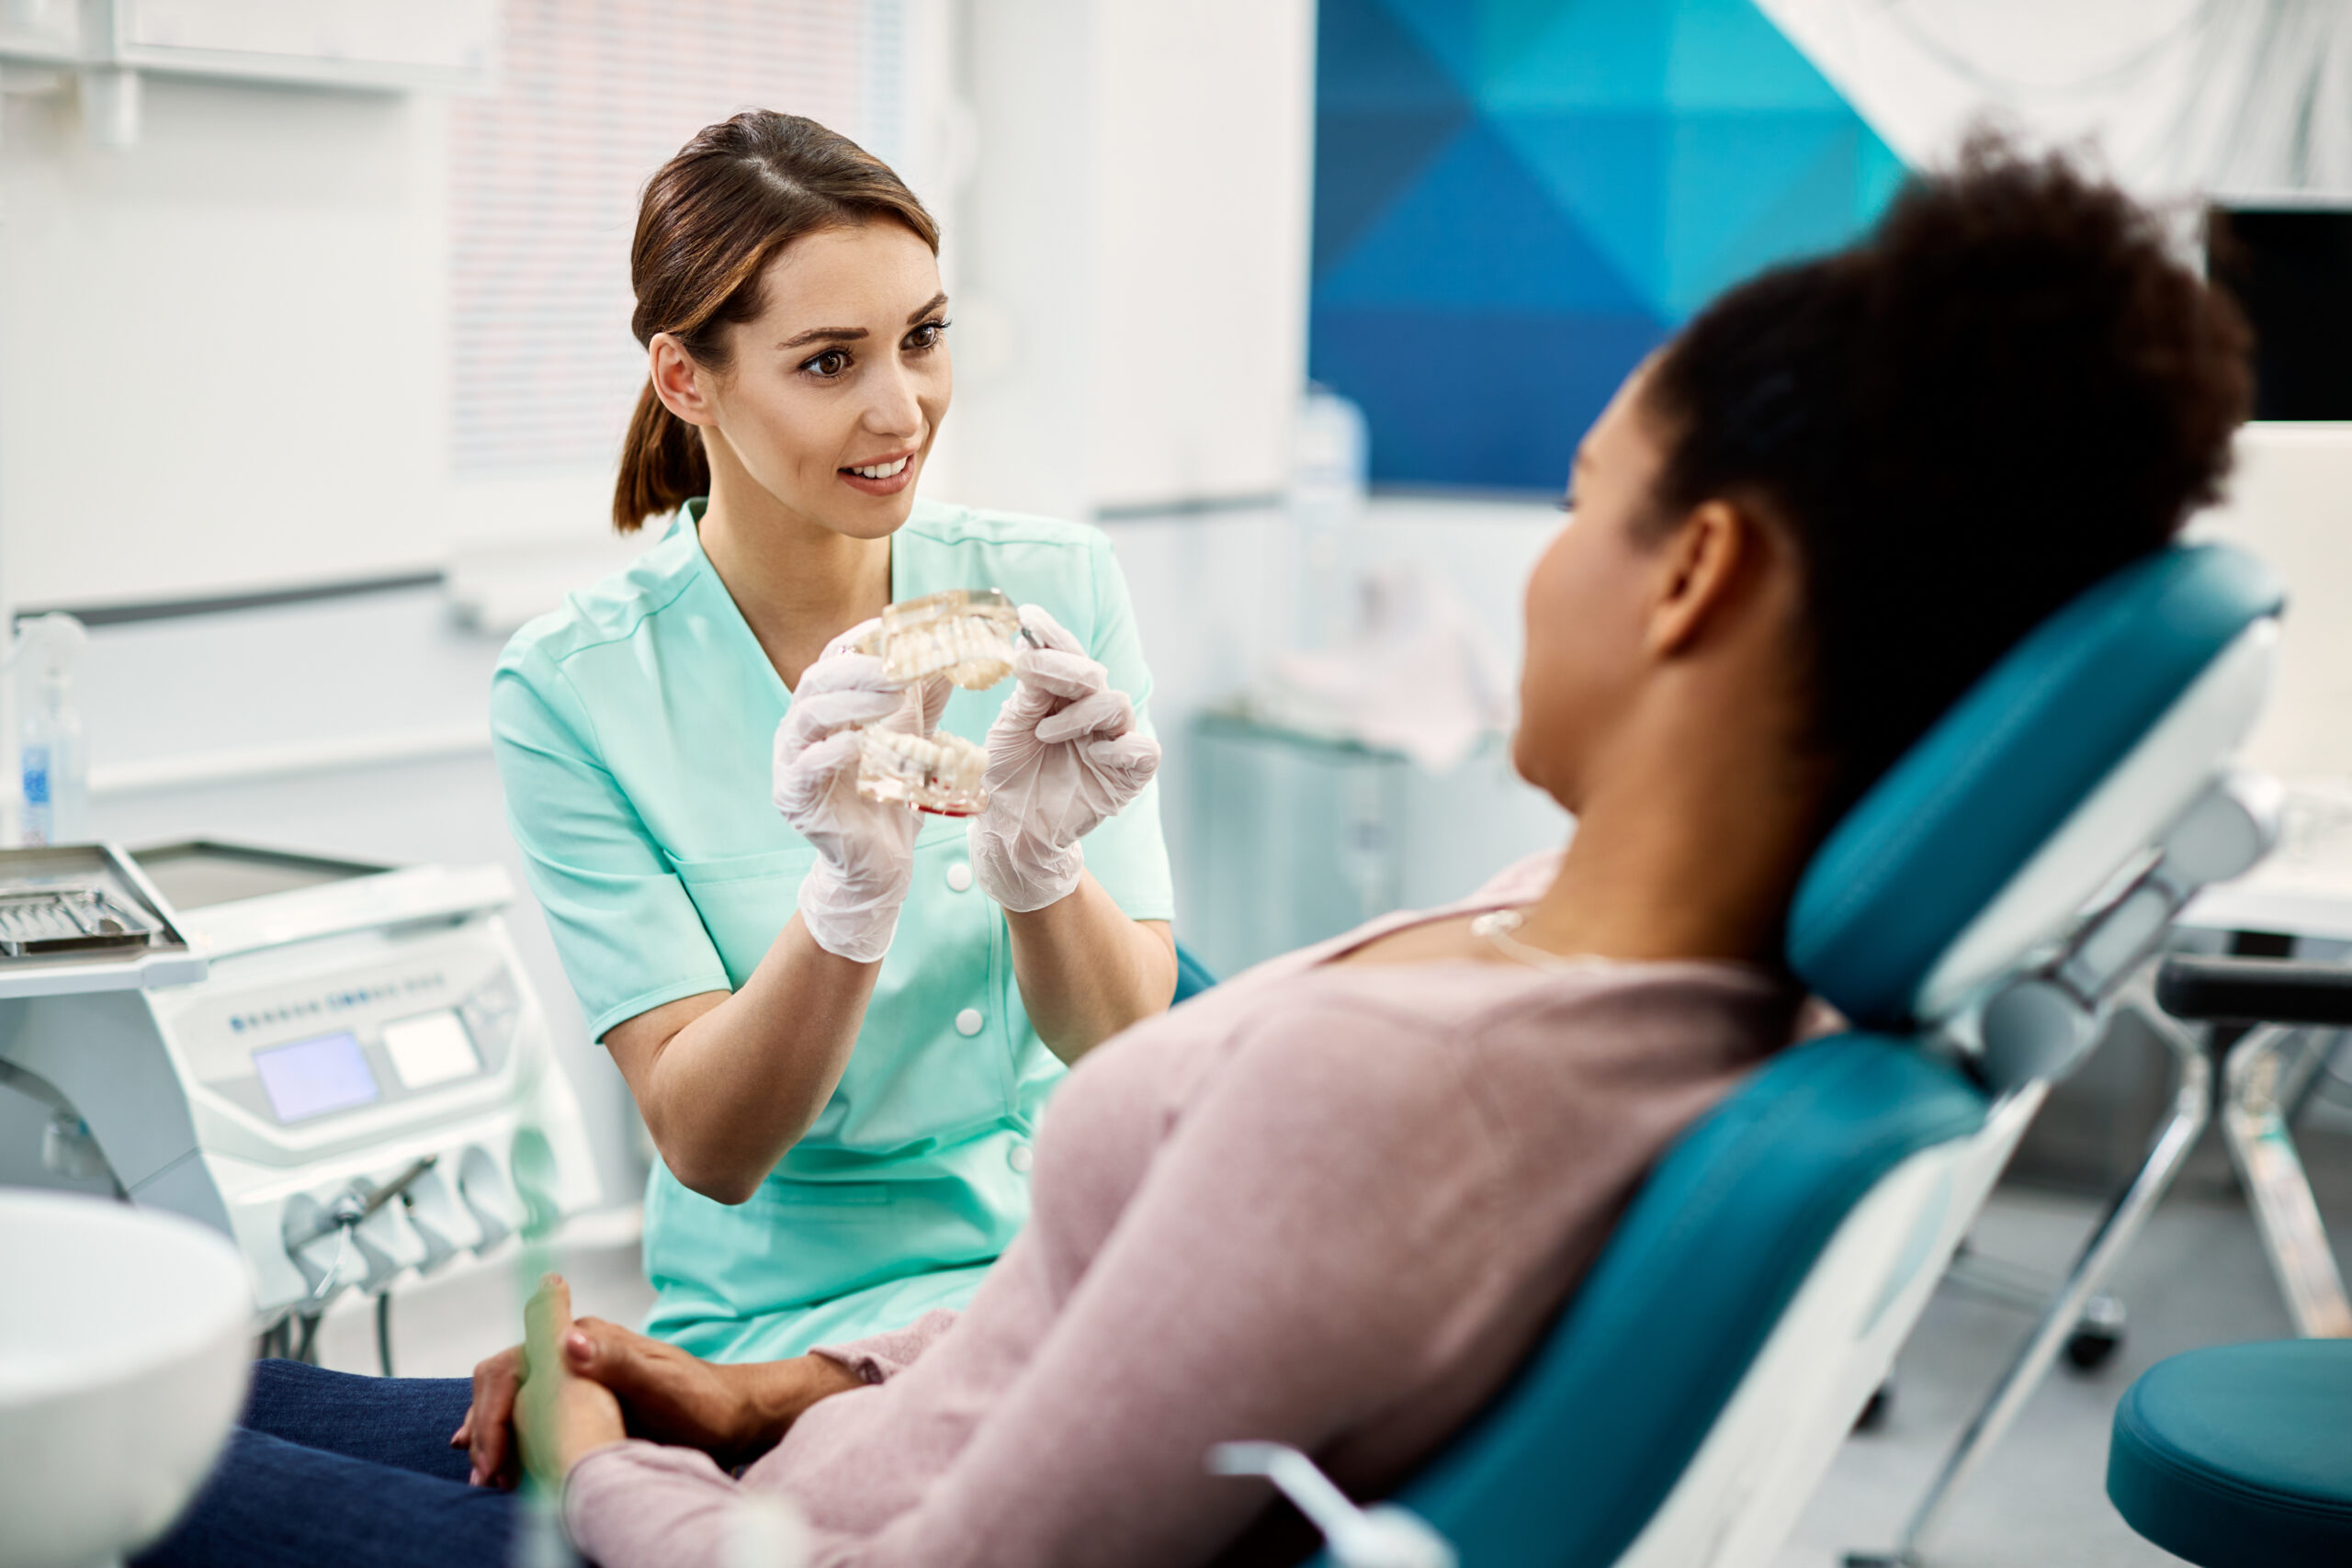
[857,727,990,816]
[854,589,1023,816]
[857,588,1023,689]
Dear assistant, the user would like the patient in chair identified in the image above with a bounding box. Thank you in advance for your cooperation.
[141,142,2250,1568]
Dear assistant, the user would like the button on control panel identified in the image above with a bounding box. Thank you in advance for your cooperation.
[227,972,447,1035]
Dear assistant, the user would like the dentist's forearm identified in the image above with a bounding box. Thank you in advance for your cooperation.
[604,914,880,1203]
[1005,878,1174,1063]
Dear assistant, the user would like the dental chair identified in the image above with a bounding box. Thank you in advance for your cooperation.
[1214,542,2286,1568]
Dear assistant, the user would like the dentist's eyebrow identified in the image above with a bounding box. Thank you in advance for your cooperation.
[777,295,947,351]
[778,325,867,349]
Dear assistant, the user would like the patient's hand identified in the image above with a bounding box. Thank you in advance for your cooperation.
[453,1302,863,1484]
[514,1274,628,1485]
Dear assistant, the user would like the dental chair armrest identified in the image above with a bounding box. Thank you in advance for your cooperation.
[2154,955,2352,1027]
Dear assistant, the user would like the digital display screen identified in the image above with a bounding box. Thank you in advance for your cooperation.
[381,1010,480,1089]
[252,1032,379,1122]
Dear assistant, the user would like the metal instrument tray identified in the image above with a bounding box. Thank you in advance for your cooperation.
[0,886,160,954]
[0,843,204,996]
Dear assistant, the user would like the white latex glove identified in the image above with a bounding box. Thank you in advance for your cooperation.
[968,604,1161,912]
[772,622,951,962]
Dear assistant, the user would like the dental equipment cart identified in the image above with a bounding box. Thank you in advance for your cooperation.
[0,840,602,1335]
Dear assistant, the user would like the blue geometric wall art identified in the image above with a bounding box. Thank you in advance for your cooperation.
[1312,0,1908,491]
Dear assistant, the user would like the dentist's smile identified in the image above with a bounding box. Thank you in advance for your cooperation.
[840,448,918,495]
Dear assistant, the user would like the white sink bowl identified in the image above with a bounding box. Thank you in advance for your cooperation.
[0,1190,252,1568]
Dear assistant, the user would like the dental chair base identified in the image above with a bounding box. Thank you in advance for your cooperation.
[2094,949,2352,1568]
[2157,952,2352,1334]
[1853,945,2352,1565]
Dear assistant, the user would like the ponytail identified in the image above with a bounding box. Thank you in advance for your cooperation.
[612,111,939,534]
[614,380,711,533]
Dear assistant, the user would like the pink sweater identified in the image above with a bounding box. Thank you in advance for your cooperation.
[564,852,1799,1567]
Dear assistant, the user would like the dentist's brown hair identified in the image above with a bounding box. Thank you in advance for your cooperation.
[614,111,939,533]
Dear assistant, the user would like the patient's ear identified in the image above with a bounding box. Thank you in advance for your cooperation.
[1645,500,1757,657]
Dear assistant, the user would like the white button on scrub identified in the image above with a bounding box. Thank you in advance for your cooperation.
[956,1007,984,1037]
[1008,1144,1035,1173]
[946,862,974,892]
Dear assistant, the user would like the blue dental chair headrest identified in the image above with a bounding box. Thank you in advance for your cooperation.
[1788,543,2283,1030]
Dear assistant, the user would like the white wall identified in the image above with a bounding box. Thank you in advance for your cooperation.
[2189,424,2352,785]
[0,73,447,609]
[936,0,1314,521]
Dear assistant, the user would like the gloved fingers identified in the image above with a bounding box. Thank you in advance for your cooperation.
[773,728,865,816]
[820,617,884,663]
[777,687,902,754]
[866,682,933,738]
[1083,731,1162,792]
[1034,688,1134,746]
[989,672,1059,734]
[795,648,895,700]
[1017,603,1083,656]
[913,672,954,733]
[798,727,866,777]
[981,722,1049,789]
[1012,646,1109,703]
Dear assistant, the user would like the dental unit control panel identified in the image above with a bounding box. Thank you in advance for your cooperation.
[0,841,601,1324]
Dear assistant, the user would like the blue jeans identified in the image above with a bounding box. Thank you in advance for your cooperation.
[133,1359,517,1568]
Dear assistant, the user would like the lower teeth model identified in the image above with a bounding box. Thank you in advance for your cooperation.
[857,727,990,816]
[857,588,1023,689]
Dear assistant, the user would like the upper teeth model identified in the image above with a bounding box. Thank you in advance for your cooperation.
[857,727,989,814]
[858,588,1023,689]
[849,456,911,479]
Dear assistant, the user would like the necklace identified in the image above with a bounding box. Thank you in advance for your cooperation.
[1468,908,1610,974]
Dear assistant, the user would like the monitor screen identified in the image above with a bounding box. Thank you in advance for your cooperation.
[381,1010,481,1090]
[2210,207,2352,421]
[252,1032,380,1122]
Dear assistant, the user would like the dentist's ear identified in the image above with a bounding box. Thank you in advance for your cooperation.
[1645,501,1764,658]
[649,334,719,429]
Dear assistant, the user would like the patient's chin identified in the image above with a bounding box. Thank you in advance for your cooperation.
[1508,728,1558,802]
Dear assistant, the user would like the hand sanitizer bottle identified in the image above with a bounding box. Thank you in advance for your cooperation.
[18,615,89,846]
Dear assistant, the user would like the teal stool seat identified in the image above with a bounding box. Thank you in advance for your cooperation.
[2108,1340,2352,1565]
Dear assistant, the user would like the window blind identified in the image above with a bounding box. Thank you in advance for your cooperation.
[448,0,901,475]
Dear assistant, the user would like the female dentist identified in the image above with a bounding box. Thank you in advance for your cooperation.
[491,111,1178,1362]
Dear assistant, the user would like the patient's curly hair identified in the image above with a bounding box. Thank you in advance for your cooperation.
[1643,137,2253,814]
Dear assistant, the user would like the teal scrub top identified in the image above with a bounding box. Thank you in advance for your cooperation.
[490,500,1176,1361]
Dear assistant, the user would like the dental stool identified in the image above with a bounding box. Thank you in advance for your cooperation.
[1214,543,2288,1568]
[2106,1340,2352,1565]
[2099,949,2352,1568]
